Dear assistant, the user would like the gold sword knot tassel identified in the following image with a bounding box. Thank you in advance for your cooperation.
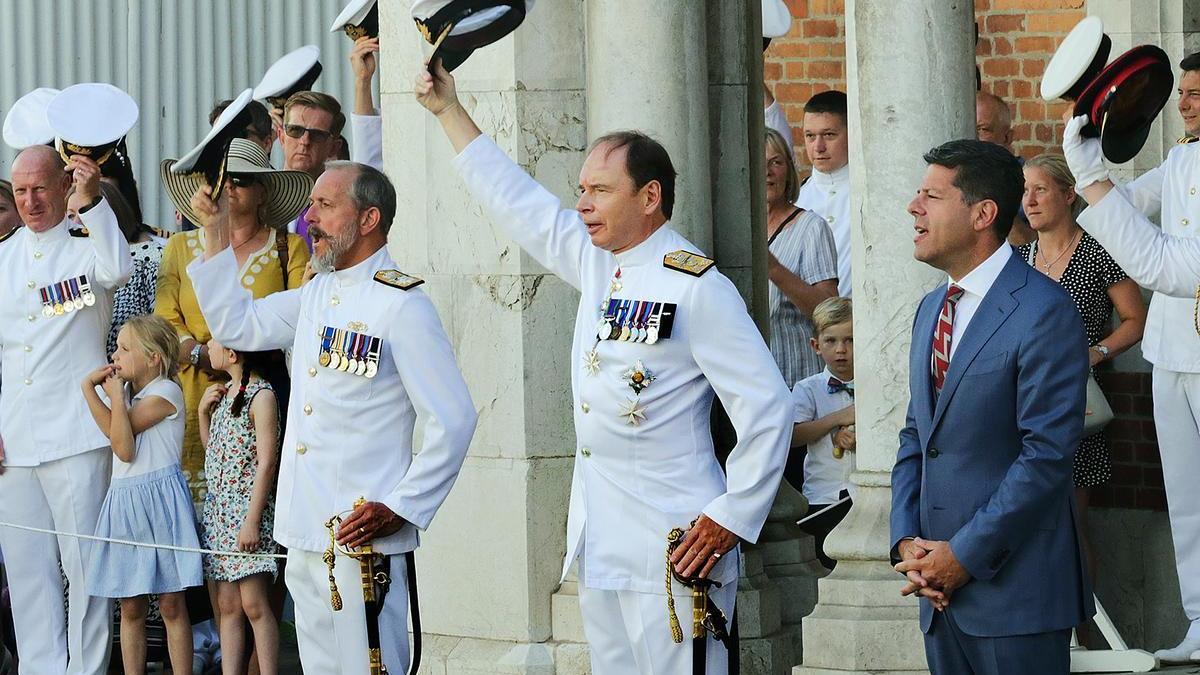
[323,515,344,611]
[665,527,685,644]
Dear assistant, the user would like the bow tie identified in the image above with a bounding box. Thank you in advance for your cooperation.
[827,377,854,397]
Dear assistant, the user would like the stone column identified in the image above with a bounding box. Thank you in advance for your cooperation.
[380,1,587,672]
[584,0,714,254]
[795,1,975,673]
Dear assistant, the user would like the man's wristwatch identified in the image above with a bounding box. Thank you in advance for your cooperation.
[1091,344,1110,359]
[189,343,204,366]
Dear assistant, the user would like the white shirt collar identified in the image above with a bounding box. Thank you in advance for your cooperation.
[613,222,671,268]
[332,245,389,288]
[809,163,850,189]
[949,243,1011,299]
[27,218,70,244]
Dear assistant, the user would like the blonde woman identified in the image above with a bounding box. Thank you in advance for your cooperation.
[1016,153,1146,578]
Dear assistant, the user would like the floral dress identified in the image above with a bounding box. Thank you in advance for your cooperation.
[201,378,280,581]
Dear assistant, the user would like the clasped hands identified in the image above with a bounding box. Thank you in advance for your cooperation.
[894,537,970,612]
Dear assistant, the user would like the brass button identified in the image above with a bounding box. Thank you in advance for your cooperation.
[581,402,590,413]
[1184,218,1191,227]
[32,251,42,259]
[23,345,31,353]
[303,404,313,415]
[23,378,32,386]
[296,444,307,455]
[26,314,35,322]
[308,367,317,377]
[826,216,836,223]
[331,295,340,306]
[580,447,591,457]
[1191,187,1197,195]
[26,281,34,289]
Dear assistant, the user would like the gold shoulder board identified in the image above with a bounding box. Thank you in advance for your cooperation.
[0,226,19,244]
[69,227,90,238]
[663,249,715,277]
[1179,135,1199,145]
[373,269,425,290]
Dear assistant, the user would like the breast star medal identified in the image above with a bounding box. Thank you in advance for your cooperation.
[618,399,647,426]
[621,360,656,394]
[583,348,601,376]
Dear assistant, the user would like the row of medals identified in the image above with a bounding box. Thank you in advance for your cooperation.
[40,275,96,317]
[318,327,381,379]
[596,298,664,344]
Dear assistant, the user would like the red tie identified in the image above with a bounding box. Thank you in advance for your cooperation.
[931,284,965,393]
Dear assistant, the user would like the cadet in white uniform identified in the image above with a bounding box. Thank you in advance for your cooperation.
[187,161,477,675]
[1063,52,1200,663]
[794,90,852,298]
[417,63,792,674]
[0,146,130,675]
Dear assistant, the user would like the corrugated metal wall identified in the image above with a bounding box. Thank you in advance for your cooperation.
[0,0,363,228]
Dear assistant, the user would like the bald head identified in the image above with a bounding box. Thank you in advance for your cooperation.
[11,145,70,232]
[976,92,1013,150]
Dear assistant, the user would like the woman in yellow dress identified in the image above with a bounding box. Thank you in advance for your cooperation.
[156,138,312,503]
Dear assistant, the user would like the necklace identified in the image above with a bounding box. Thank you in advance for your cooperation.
[1036,229,1081,272]
[230,227,267,252]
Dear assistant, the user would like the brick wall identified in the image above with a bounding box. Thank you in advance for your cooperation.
[766,1,1167,511]
[766,0,1084,168]
[1094,372,1167,511]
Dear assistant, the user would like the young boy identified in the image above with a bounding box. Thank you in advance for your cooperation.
[791,296,855,569]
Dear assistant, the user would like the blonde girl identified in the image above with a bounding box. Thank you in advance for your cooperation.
[81,314,204,675]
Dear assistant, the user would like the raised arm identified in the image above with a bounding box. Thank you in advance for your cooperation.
[349,36,384,170]
[69,156,132,289]
[417,60,593,290]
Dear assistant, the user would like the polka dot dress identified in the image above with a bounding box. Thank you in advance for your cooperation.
[1018,232,1128,488]
[106,236,166,357]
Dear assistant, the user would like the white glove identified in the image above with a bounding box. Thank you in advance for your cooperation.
[1063,115,1109,192]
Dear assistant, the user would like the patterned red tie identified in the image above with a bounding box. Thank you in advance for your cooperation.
[931,284,965,393]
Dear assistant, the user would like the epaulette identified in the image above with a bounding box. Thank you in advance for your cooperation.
[663,250,715,277]
[1178,135,1198,145]
[373,269,424,290]
[0,226,19,244]
[69,226,90,238]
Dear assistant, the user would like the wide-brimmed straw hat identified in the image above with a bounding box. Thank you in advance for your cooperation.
[161,138,312,230]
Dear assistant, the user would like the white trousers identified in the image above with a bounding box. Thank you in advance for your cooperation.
[579,580,737,675]
[1152,368,1200,628]
[286,548,411,674]
[0,448,112,675]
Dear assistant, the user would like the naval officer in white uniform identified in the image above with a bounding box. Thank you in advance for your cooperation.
[416,62,792,674]
[186,160,477,674]
[1063,51,1200,664]
[0,145,130,675]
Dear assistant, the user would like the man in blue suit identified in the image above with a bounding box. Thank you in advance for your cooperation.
[890,139,1094,674]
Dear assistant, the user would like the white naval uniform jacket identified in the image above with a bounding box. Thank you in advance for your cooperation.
[454,135,793,594]
[0,200,130,466]
[1078,140,1200,372]
[796,164,852,297]
[188,245,477,555]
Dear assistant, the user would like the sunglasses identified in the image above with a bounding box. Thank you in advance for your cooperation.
[228,174,259,188]
[284,124,334,143]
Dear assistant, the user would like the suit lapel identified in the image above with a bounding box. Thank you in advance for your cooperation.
[913,289,942,430]
[930,255,1027,433]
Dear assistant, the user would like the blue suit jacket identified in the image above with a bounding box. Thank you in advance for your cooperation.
[890,252,1095,637]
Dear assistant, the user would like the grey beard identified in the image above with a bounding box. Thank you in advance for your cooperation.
[311,229,355,273]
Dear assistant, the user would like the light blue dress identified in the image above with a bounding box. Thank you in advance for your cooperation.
[87,378,203,597]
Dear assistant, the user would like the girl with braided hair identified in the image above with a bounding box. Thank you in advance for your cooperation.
[197,342,286,674]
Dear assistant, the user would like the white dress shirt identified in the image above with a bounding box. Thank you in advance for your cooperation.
[0,199,131,465]
[947,244,1012,362]
[791,367,855,504]
[1077,140,1200,372]
[797,164,852,297]
[454,135,793,594]
[188,245,477,554]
